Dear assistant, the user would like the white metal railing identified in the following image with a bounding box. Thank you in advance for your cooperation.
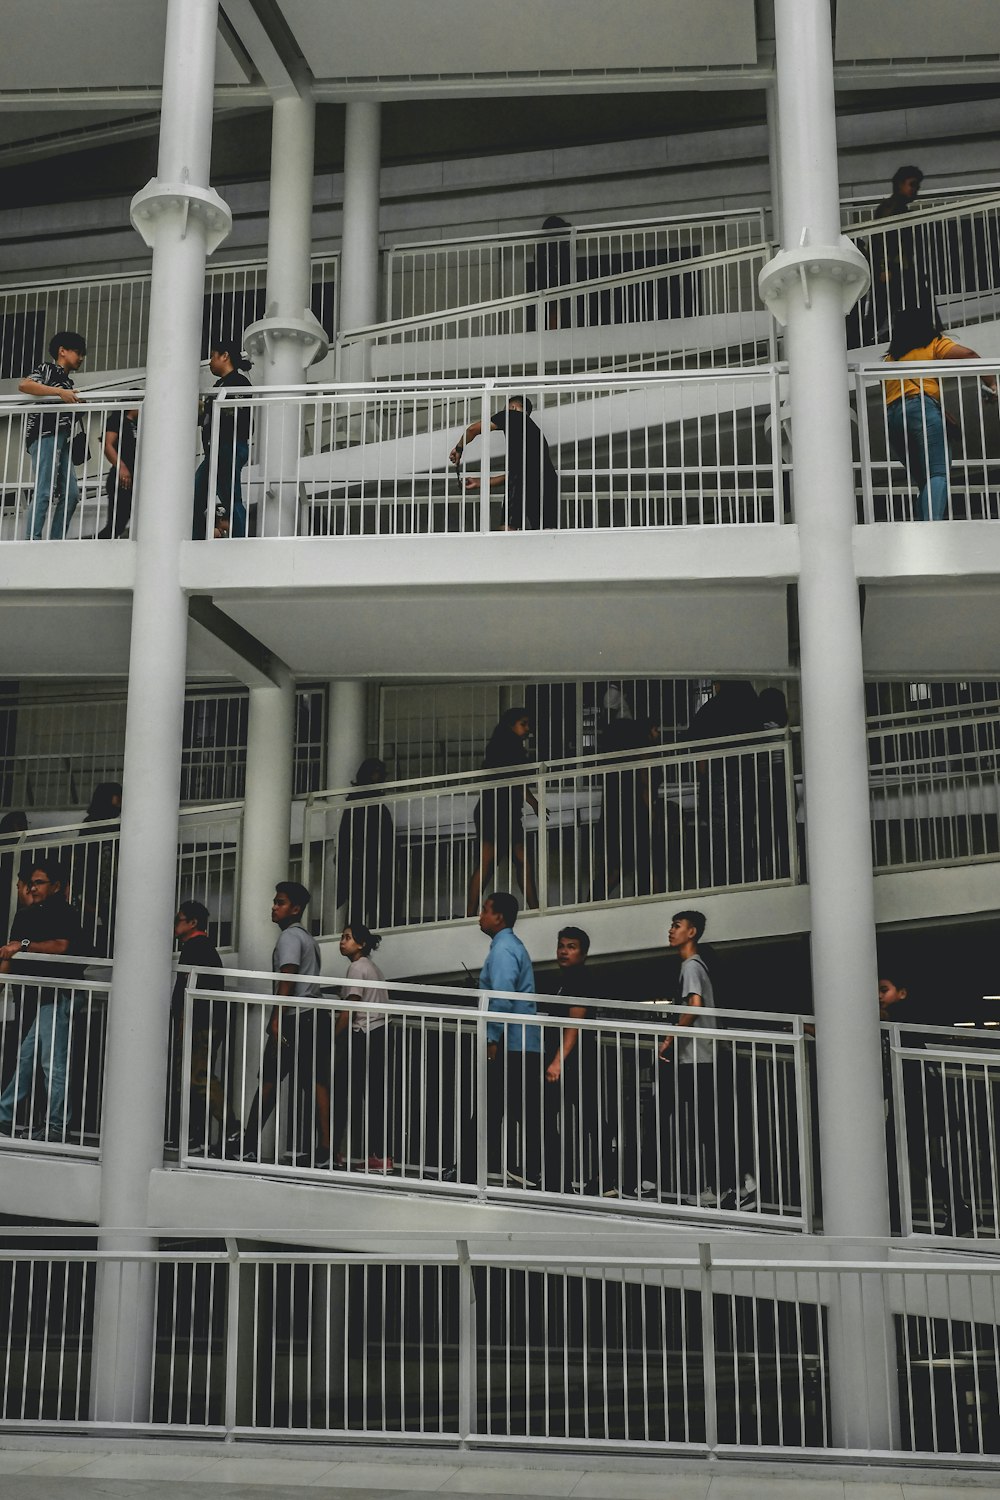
[301,731,797,936]
[338,244,775,384]
[0,803,242,955]
[208,368,786,539]
[385,209,768,321]
[886,1020,1000,1241]
[0,685,325,812]
[0,1231,998,1461]
[844,192,1000,349]
[852,359,1000,523]
[868,708,1000,874]
[0,254,339,379]
[0,963,109,1155]
[178,969,811,1228]
[841,183,1000,226]
[0,393,145,541]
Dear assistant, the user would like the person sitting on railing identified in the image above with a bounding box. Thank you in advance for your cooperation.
[99,406,139,540]
[232,881,330,1167]
[450,396,560,531]
[478,892,541,1189]
[333,921,392,1174]
[466,708,539,917]
[192,340,252,540]
[0,857,84,1143]
[336,759,399,930]
[878,973,973,1237]
[18,330,87,541]
[883,306,997,522]
[169,899,239,1157]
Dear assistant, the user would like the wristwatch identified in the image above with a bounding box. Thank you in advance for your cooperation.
[20,938,31,950]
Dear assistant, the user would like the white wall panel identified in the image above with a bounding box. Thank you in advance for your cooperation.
[835,0,1000,60]
[279,0,758,76]
[0,1,246,90]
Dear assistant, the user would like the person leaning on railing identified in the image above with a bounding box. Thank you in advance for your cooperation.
[450,395,559,531]
[17,330,87,541]
[883,306,997,522]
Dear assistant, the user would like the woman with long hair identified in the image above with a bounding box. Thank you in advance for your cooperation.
[883,306,996,521]
[466,707,538,915]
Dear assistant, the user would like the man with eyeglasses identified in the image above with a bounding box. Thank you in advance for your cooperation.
[0,858,83,1141]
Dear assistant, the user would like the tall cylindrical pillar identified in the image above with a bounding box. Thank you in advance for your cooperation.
[771,0,888,1245]
[766,0,897,1451]
[320,681,369,935]
[237,671,296,973]
[246,86,327,536]
[92,0,231,1422]
[339,102,382,331]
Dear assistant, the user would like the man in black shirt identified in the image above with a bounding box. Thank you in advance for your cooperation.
[100,407,139,539]
[450,395,560,530]
[192,341,253,539]
[0,857,83,1141]
[539,926,614,1193]
[170,900,237,1155]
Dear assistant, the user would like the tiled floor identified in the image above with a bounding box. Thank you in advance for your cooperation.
[0,1444,998,1500]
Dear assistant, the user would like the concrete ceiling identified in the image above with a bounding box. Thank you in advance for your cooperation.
[278,0,759,77]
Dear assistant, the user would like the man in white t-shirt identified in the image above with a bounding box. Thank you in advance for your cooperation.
[233,881,331,1166]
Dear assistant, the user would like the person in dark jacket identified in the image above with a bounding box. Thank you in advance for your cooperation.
[336,758,398,929]
[192,340,253,539]
[75,782,121,956]
[170,900,238,1155]
[687,682,765,887]
[466,708,538,915]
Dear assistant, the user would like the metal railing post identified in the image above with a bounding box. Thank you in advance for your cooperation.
[224,1237,241,1437]
[456,1238,476,1444]
[699,1242,719,1453]
[177,979,194,1162]
[855,368,877,524]
[888,1025,914,1235]
[534,766,549,915]
[792,1017,815,1231]
[476,998,489,1198]
[478,383,493,533]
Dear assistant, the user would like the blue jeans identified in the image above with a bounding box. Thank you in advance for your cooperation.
[27,431,80,539]
[0,990,73,1137]
[887,395,950,521]
[192,441,249,538]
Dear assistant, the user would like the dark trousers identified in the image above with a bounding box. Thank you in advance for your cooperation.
[331,1027,390,1161]
[651,1056,737,1198]
[505,1049,543,1183]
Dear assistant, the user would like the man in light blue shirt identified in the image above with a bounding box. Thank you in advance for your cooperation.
[478,892,541,1187]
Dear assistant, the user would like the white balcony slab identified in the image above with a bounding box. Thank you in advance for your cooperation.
[183,529,798,679]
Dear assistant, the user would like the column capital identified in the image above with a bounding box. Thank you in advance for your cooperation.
[758,238,869,327]
[244,311,330,368]
[130,176,232,253]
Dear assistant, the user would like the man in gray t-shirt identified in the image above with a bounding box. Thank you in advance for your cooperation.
[649,911,743,1207]
[234,881,331,1165]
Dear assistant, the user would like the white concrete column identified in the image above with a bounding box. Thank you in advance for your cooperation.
[244,86,327,536]
[321,680,369,934]
[765,83,782,243]
[339,102,382,331]
[92,0,231,1423]
[764,0,897,1451]
[237,669,296,972]
[769,0,887,1245]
